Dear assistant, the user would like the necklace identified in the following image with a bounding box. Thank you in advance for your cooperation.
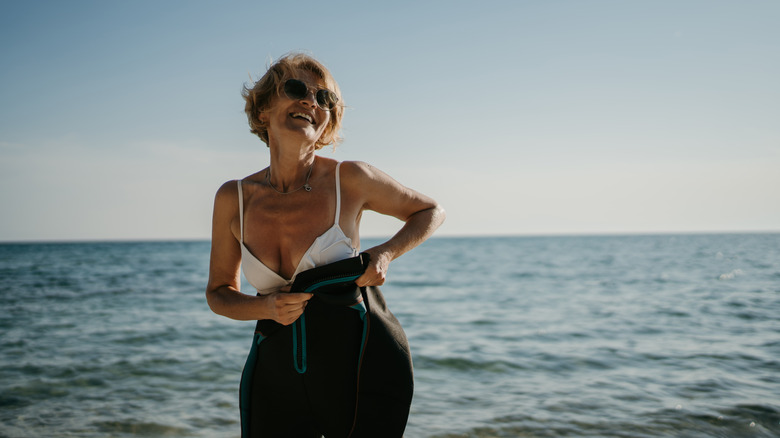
[265,162,314,194]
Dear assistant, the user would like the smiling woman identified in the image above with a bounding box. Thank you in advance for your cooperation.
[205,52,445,437]
[242,53,344,150]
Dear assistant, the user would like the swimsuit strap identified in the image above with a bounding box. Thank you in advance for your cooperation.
[334,162,343,225]
[237,180,244,243]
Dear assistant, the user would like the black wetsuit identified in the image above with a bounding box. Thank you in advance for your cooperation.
[239,255,413,437]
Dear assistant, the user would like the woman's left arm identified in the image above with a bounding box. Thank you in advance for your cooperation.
[344,161,446,287]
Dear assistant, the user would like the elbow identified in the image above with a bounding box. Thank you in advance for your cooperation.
[407,203,445,233]
[205,287,225,316]
[427,203,446,229]
[435,203,446,224]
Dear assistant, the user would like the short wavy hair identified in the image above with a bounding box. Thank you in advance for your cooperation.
[242,53,344,149]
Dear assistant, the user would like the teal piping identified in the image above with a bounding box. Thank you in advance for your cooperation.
[303,274,362,293]
[292,315,307,374]
[240,333,264,437]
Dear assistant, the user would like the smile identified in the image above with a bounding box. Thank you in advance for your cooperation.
[291,112,315,124]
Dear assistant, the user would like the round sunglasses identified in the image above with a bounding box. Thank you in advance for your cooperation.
[283,79,339,111]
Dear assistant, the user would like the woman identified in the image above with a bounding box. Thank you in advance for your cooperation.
[206,53,445,437]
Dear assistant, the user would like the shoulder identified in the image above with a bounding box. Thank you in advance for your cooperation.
[213,179,240,212]
[339,160,388,184]
[215,179,239,199]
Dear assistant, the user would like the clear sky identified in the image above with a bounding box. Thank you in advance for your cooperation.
[1,0,778,242]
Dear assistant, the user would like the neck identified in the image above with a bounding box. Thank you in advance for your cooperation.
[267,141,316,192]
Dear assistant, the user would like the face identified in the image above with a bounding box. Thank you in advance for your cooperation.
[260,70,332,147]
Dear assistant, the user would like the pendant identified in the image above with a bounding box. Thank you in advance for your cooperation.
[304,184,312,192]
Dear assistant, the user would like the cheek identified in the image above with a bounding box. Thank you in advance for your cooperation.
[321,111,332,128]
[317,116,332,137]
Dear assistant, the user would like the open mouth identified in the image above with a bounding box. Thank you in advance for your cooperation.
[290,112,315,125]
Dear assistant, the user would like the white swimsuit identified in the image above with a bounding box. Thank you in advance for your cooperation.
[237,162,358,295]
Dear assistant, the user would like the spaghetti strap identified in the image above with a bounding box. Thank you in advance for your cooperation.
[237,180,244,243]
[334,162,342,225]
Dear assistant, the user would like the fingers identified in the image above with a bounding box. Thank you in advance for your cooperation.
[271,292,312,326]
[355,249,390,287]
[276,293,311,313]
[355,270,386,287]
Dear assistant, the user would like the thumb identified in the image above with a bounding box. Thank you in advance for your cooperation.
[354,272,370,287]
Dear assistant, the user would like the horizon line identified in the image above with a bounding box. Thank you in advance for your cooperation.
[2,229,779,245]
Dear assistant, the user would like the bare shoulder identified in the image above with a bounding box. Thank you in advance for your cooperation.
[215,179,239,199]
[339,160,393,186]
[213,180,240,214]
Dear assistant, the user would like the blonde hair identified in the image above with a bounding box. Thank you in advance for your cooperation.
[242,53,344,149]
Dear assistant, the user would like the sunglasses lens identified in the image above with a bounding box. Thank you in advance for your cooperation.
[316,90,338,110]
[284,79,307,100]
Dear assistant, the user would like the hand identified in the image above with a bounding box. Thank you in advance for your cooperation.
[264,288,313,326]
[355,248,391,288]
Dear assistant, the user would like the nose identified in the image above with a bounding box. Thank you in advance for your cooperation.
[298,89,317,108]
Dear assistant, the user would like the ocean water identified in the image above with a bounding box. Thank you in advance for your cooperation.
[1,234,778,437]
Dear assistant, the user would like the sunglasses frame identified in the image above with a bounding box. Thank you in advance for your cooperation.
[283,79,339,111]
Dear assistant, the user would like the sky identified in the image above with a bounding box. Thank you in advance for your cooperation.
[1,0,778,242]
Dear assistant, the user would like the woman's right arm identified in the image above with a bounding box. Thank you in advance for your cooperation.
[205,181,311,325]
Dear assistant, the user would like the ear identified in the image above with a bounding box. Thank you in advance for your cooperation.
[258,112,268,124]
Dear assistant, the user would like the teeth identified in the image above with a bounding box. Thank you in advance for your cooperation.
[292,112,313,123]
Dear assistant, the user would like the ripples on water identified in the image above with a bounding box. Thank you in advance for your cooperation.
[1,234,778,437]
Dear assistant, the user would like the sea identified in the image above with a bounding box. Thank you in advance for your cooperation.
[1,234,778,438]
